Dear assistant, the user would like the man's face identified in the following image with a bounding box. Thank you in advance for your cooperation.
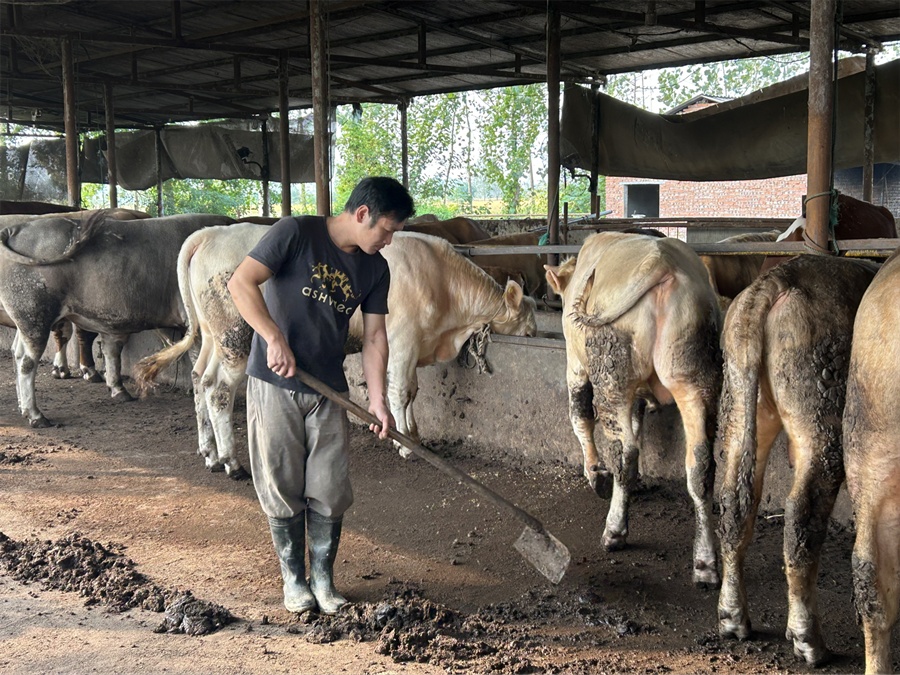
[359,213,405,254]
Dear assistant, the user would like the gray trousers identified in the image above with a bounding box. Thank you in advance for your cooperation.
[247,376,353,520]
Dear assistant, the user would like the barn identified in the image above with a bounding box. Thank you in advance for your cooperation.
[1,2,900,673]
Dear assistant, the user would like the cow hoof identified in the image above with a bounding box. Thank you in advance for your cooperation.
[787,629,830,666]
[587,468,614,499]
[397,446,418,460]
[82,369,103,383]
[205,458,226,473]
[693,562,720,587]
[51,367,70,380]
[226,466,251,481]
[28,415,53,429]
[111,390,135,402]
[718,613,751,641]
[602,532,627,552]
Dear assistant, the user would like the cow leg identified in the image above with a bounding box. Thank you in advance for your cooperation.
[566,366,613,499]
[77,328,103,383]
[781,426,843,665]
[672,386,719,586]
[852,476,900,675]
[12,329,52,428]
[190,340,219,469]
[386,355,419,458]
[50,321,72,379]
[202,358,248,479]
[99,333,134,401]
[718,397,782,641]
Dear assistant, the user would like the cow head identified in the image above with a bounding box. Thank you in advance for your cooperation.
[489,280,537,337]
[544,258,578,298]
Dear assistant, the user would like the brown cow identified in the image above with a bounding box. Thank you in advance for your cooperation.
[468,230,547,298]
[761,193,896,272]
[404,216,490,244]
[717,255,879,665]
[545,231,722,585]
[843,247,900,675]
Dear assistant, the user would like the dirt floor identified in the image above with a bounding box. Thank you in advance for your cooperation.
[0,351,891,674]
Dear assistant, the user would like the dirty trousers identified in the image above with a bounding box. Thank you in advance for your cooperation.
[247,376,353,520]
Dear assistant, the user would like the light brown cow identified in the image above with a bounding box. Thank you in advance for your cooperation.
[843,247,900,675]
[544,231,722,585]
[135,226,536,476]
[468,230,547,298]
[699,230,781,309]
[717,255,879,665]
[404,216,490,244]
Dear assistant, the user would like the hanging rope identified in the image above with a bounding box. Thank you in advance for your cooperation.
[457,324,493,374]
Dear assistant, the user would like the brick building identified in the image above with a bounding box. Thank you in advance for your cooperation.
[604,94,898,222]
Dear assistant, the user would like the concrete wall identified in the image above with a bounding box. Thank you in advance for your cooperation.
[0,315,853,524]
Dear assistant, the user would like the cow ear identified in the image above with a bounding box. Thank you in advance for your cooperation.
[504,279,524,308]
[544,264,566,294]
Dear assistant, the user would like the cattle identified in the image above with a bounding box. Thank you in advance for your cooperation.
[0,210,235,427]
[404,216,490,244]
[842,248,900,675]
[699,230,781,309]
[716,255,879,665]
[0,208,152,383]
[761,193,896,273]
[544,231,722,585]
[467,230,547,298]
[406,213,439,225]
[135,225,536,477]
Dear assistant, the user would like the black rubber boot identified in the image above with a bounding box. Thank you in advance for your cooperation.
[306,510,349,615]
[268,513,316,614]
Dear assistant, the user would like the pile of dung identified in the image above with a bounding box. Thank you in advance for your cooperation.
[0,531,234,635]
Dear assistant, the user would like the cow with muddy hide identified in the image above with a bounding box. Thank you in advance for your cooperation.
[842,247,900,675]
[0,208,152,384]
[467,230,548,298]
[699,230,781,311]
[544,230,723,585]
[0,209,234,427]
[716,254,879,666]
[135,225,536,478]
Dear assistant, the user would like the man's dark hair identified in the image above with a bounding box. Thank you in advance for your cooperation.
[343,176,415,223]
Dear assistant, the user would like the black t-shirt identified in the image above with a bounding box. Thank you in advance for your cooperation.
[245,215,390,394]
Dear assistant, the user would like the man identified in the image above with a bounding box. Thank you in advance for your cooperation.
[227,176,414,615]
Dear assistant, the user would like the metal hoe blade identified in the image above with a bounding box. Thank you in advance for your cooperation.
[514,526,571,585]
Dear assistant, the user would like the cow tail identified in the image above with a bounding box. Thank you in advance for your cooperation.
[718,275,782,538]
[133,235,203,394]
[0,210,108,266]
[571,250,669,329]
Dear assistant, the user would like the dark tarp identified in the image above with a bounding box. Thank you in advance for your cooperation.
[560,58,900,181]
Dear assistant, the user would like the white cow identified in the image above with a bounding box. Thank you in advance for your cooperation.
[135,225,536,478]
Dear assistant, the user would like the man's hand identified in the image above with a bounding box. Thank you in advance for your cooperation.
[266,333,296,378]
[368,399,395,440]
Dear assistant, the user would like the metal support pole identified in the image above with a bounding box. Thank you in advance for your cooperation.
[261,120,270,216]
[103,83,118,208]
[310,0,331,216]
[278,52,291,216]
[546,4,561,267]
[862,48,876,203]
[804,0,837,254]
[590,80,600,217]
[400,100,409,189]
[61,37,80,208]
[155,127,163,216]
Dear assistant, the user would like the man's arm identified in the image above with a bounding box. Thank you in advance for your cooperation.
[227,257,296,378]
[361,312,394,439]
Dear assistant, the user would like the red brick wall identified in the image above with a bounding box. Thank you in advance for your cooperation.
[606,175,807,219]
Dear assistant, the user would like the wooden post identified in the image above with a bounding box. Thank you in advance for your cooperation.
[261,120,270,216]
[400,100,409,189]
[310,0,331,216]
[278,52,291,216]
[61,37,80,208]
[546,3,560,267]
[862,48,876,203]
[103,83,118,208]
[155,127,163,216]
[590,81,600,217]
[804,0,836,253]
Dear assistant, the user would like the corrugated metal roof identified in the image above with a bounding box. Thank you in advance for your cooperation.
[2,0,898,130]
